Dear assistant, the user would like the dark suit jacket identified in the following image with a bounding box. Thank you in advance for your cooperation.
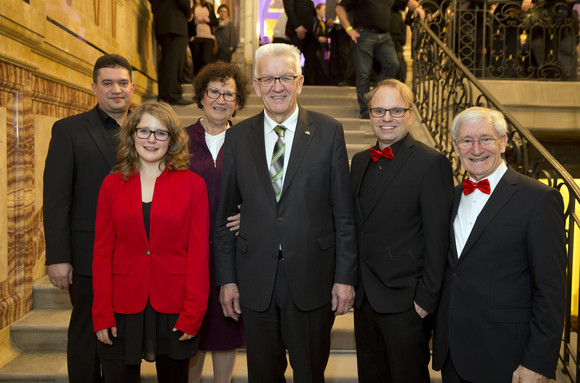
[92,169,210,336]
[150,0,191,37]
[283,0,317,36]
[214,107,357,312]
[43,106,117,276]
[432,167,567,381]
[350,134,454,313]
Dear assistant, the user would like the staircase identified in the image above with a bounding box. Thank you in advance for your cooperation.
[0,84,442,382]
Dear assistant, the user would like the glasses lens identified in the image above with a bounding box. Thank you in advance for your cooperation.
[154,131,169,141]
[260,77,274,86]
[136,128,150,139]
[390,108,406,117]
[223,93,238,102]
[370,108,386,118]
[207,89,220,99]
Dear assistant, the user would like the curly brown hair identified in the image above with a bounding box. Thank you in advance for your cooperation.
[113,101,190,179]
[193,62,251,118]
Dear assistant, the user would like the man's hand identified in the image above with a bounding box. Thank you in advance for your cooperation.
[414,301,429,318]
[512,365,549,383]
[226,205,241,235]
[521,0,533,11]
[331,283,355,316]
[220,284,242,320]
[295,25,307,39]
[48,263,73,290]
[412,6,426,20]
[346,28,360,43]
[96,327,117,345]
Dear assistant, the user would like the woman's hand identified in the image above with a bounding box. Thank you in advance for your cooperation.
[96,327,117,345]
[174,328,196,341]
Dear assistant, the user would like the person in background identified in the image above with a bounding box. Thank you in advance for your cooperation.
[185,62,250,383]
[189,0,219,76]
[215,4,237,63]
[44,53,135,383]
[313,3,331,84]
[92,101,210,383]
[272,11,292,44]
[283,0,319,85]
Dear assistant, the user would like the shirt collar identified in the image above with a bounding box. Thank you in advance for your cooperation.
[264,106,299,135]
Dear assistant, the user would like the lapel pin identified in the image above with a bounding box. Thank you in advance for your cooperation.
[305,131,311,135]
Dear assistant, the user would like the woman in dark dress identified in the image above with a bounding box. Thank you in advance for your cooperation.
[92,101,210,383]
[185,62,250,383]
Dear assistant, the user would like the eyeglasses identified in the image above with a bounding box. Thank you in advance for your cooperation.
[135,128,170,141]
[456,136,499,149]
[369,107,411,118]
[205,88,239,102]
[256,75,299,86]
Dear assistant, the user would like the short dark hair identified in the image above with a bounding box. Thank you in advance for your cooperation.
[217,4,229,14]
[93,54,132,83]
[193,62,250,117]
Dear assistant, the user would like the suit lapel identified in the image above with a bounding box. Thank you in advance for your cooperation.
[458,168,518,260]
[280,107,314,201]
[361,134,414,222]
[352,150,371,224]
[85,108,117,168]
[449,186,463,264]
[249,113,276,204]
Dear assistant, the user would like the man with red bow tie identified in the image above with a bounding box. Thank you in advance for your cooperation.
[432,107,566,383]
[350,79,454,382]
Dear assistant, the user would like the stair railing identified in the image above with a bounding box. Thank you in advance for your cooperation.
[412,14,580,382]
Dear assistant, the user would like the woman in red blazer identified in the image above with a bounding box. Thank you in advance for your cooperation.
[92,101,210,383]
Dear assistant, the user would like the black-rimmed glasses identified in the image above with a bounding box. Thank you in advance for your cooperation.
[135,128,170,141]
[256,75,299,86]
[205,88,239,102]
[369,107,411,118]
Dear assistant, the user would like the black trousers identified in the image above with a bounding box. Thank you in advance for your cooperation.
[292,34,320,86]
[354,296,431,383]
[242,260,335,383]
[67,274,102,383]
[157,33,188,103]
[190,37,216,76]
[100,354,189,383]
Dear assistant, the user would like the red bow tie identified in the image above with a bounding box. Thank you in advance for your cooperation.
[462,178,491,195]
[370,147,394,162]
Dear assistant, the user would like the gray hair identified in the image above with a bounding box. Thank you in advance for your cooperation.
[254,43,302,78]
[450,107,508,140]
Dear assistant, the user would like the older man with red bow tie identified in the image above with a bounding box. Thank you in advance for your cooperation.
[350,79,454,383]
[432,107,567,383]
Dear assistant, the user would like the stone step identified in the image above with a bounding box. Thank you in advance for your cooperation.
[32,276,71,310]
[10,309,69,352]
[0,350,443,383]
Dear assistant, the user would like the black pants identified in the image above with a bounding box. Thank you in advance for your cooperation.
[292,33,320,86]
[190,37,215,76]
[157,33,188,102]
[67,274,102,383]
[100,354,189,383]
[354,297,431,383]
[242,260,335,383]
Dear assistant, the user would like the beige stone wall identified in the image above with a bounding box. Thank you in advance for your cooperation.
[0,0,157,330]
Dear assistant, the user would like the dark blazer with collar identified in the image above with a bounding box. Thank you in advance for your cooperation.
[92,169,210,336]
[214,107,357,312]
[43,106,117,276]
[432,167,566,381]
[283,0,317,36]
[150,0,191,37]
[350,134,454,313]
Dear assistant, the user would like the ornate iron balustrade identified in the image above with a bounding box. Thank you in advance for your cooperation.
[420,0,579,79]
[412,16,580,381]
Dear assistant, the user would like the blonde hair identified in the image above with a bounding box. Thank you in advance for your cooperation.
[365,79,413,108]
[113,101,190,179]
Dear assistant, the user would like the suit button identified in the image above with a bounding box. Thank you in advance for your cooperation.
[277,217,284,222]
[452,272,458,277]
[145,250,150,256]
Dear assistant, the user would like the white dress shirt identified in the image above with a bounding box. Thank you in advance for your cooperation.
[453,162,508,257]
[264,106,299,187]
[203,119,228,165]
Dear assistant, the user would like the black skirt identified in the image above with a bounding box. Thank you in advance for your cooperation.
[96,301,199,365]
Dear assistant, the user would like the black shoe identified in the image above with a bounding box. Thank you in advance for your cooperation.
[169,98,194,106]
[359,111,370,119]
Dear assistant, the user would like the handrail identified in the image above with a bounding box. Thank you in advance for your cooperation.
[412,15,580,382]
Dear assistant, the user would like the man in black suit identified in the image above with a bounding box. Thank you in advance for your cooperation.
[432,107,566,382]
[215,43,357,383]
[43,54,135,383]
[283,0,319,85]
[150,0,193,105]
[350,79,454,382]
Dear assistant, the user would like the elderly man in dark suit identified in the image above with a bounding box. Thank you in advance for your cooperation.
[43,54,135,383]
[432,107,566,382]
[214,43,357,383]
[350,79,454,382]
[150,0,193,105]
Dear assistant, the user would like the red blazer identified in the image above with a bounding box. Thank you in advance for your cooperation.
[92,169,210,336]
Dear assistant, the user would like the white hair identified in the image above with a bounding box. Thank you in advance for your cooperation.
[450,107,508,140]
[254,43,302,78]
